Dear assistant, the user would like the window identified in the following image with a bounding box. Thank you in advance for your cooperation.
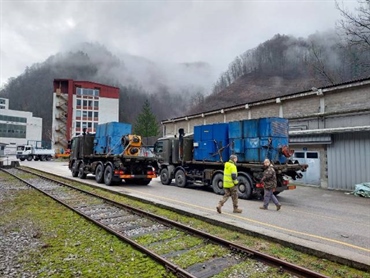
[0,124,26,138]
[94,112,98,118]
[307,152,318,159]
[294,152,305,158]
[153,141,163,153]
[76,110,81,117]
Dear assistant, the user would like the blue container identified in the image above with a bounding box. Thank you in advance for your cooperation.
[200,125,213,141]
[260,137,289,163]
[229,138,244,162]
[259,117,288,137]
[194,140,229,162]
[244,148,260,162]
[212,123,229,142]
[243,119,259,137]
[228,121,243,139]
[94,122,132,155]
[193,125,202,142]
[245,137,260,148]
[193,123,229,162]
[230,138,243,153]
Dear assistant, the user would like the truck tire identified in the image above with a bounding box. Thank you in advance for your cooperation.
[237,175,253,200]
[27,156,32,161]
[95,164,104,183]
[78,162,87,179]
[211,173,225,195]
[160,168,172,185]
[41,155,46,161]
[104,164,114,186]
[19,158,25,162]
[174,169,187,187]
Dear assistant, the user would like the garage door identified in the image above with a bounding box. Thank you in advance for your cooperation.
[293,151,320,185]
[327,132,370,191]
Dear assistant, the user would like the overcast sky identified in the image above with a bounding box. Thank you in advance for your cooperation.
[0,0,359,88]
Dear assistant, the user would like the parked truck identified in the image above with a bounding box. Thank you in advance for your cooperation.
[16,140,55,161]
[68,122,159,186]
[154,117,307,199]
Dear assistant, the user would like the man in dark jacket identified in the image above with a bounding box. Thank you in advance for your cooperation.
[260,159,281,211]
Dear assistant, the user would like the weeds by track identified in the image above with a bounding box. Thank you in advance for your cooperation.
[2,167,331,278]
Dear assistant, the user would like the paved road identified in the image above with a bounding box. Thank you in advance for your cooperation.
[15,160,370,269]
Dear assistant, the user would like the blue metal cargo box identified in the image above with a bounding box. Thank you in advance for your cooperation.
[212,123,229,142]
[228,121,243,139]
[94,122,132,155]
[243,119,259,137]
[230,138,244,161]
[260,137,289,163]
[259,117,288,137]
[194,140,229,162]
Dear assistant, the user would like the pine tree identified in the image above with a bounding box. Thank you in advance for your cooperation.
[133,99,160,142]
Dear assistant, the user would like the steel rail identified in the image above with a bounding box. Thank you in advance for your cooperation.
[4,167,330,278]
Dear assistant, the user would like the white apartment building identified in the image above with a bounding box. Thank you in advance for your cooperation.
[0,97,43,155]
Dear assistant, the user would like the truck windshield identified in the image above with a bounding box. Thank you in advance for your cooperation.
[153,141,163,153]
[16,146,25,151]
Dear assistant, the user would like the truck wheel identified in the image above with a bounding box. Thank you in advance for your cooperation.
[160,168,172,185]
[104,164,114,186]
[27,156,32,161]
[175,169,187,187]
[237,175,253,199]
[95,164,104,183]
[20,158,25,162]
[46,156,52,161]
[78,162,86,179]
[211,173,225,195]
[34,157,40,161]
[71,161,79,177]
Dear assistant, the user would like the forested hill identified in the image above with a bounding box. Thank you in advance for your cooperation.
[0,43,214,140]
[1,0,370,140]
[188,31,370,114]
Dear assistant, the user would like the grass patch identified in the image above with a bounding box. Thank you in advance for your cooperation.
[0,172,174,278]
[16,168,370,278]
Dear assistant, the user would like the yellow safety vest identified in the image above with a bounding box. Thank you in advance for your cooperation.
[223,160,238,188]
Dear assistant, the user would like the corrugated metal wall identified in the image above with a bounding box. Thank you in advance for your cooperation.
[327,132,370,190]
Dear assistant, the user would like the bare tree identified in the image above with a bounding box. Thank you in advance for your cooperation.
[336,0,370,48]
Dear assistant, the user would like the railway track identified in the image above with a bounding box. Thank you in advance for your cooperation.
[2,167,330,278]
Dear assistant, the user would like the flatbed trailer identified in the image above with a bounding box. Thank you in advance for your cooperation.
[68,133,158,186]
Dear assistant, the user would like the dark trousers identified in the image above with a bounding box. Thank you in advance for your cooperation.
[263,188,280,208]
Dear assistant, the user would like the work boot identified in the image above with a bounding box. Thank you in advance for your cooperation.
[276,204,281,211]
[216,205,222,214]
[259,206,267,210]
[233,207,242,213]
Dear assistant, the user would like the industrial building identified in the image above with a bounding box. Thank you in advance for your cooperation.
[0,97,43,155]
[160,77,370,191]
[52,79,120,153]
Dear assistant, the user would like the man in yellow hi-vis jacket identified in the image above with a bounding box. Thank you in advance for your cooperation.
[216,154,242,214]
